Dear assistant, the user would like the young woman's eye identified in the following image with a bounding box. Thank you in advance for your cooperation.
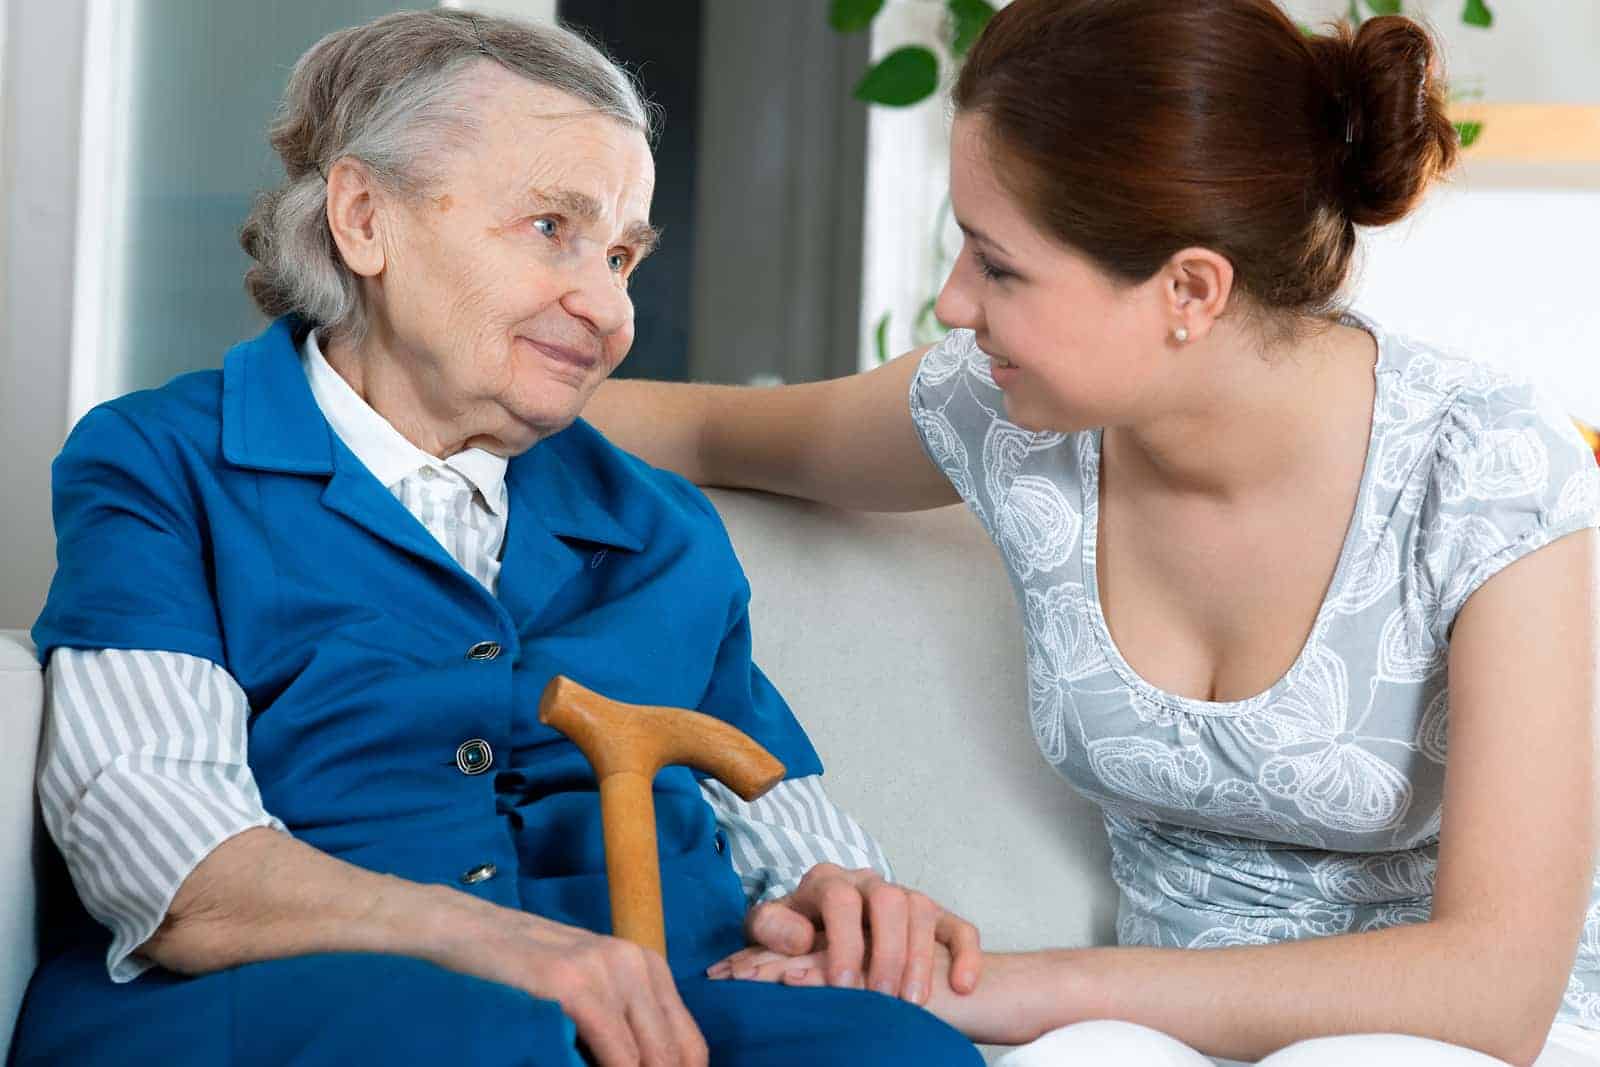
[533,217,558,239]
[975,249,1012,282]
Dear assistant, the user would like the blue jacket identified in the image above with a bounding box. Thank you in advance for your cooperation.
[34,315,823,974]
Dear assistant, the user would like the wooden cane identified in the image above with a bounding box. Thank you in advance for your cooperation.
[538,675,786,956]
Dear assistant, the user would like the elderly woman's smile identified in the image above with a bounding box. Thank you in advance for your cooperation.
[319,63,658,461]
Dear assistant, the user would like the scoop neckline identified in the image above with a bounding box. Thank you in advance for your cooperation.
[1077,311,1390,718]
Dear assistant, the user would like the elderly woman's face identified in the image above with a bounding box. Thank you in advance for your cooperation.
[370,67,657,454]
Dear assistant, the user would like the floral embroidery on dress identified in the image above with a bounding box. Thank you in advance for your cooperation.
[908,314,1600,1031]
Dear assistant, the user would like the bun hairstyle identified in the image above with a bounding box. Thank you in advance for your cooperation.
[1309,15,1460,228]
[953,0,1459,320]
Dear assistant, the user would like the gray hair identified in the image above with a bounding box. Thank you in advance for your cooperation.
[239,9,656,343]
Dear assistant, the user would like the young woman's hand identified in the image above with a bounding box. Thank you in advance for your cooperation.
[707,863,981,1004]
[711,939,1062,1047]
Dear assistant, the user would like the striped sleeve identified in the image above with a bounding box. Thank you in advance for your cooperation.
[36,648,286,982]
[698,775,894,906]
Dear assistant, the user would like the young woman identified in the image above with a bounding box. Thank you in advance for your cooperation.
[585,1,1600,1064]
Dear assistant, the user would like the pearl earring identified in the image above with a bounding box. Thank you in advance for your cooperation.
[1173,326,1189,343]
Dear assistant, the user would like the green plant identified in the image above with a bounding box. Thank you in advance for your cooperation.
[836,1,1495,114]
[831,0,996,360]
[831,0,995,109]
[1345,0,1492,25]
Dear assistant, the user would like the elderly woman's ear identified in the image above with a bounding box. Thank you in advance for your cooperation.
[325,158,387,279]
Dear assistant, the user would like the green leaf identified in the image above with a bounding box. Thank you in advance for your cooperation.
[854,46,940,107]
[1461,0,1493,28]
[829,0,884,33]
[874,311,891,365]
[1454,120,1484,148]
[1298,21,1317,36]
[1345,0,1362,25]
[1364,0,1402,15]
[947,0,996,57]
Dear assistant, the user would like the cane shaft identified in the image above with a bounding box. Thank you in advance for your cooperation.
[599,770,666,955]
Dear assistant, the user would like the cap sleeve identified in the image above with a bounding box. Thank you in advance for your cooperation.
[1420,377,1600,641]
[32,404,226,665]
[907,329,1015,536]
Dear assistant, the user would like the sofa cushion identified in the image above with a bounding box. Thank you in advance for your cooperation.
[707,491,1118,955]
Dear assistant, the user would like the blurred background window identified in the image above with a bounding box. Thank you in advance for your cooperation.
[5,0,1594,627]
[70,0,419,415]
[66,0,867,418]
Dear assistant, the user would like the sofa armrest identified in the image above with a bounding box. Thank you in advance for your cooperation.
[0,630,42,1060]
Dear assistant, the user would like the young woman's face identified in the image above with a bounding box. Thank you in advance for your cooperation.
[937,114,1173,433]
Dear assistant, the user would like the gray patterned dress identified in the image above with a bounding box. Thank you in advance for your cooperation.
[908,314,1600,1031]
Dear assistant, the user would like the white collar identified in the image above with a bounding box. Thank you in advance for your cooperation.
[299,329,508,516]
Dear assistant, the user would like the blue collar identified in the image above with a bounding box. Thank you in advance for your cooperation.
[221,315,643,553]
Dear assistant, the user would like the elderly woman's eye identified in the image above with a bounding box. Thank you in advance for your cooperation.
[608,252,629,274]
[533,217,558,238]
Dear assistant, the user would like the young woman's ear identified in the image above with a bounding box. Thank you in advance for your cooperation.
[1159,248,1234,345]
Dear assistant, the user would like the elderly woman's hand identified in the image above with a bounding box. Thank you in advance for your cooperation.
[705,863,982,1005]
[144,829,707,1067]
[439,900,708,1067]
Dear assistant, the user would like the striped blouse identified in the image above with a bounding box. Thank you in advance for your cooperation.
[37,329,890,982]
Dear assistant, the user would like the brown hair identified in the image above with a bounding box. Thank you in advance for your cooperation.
[952,0,1459,319]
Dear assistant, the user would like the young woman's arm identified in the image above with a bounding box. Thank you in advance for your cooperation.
[585,349,959,512]
[742,529,1599,1066]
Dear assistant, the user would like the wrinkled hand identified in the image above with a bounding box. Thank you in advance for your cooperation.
[458,905,707,1067]
[705,864,981,1004]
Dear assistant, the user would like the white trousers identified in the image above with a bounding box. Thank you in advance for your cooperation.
[994,1020,1600,1067]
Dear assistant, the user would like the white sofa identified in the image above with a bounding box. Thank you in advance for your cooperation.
[0,489,1119,1059]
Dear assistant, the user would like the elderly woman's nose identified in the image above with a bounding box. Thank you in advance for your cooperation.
[560,259,632,336]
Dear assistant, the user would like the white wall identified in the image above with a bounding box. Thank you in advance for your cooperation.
[857,1,955,369]
[1286,2,1600,422]
[1281,0,1600,103]
[857,0,1600,424]
[1353,186,1600,422]
[440,0,555,22]
[0,0,8,373]
[0,0,85,629]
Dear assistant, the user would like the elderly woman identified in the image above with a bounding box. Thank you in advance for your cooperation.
[12,12,983,1067]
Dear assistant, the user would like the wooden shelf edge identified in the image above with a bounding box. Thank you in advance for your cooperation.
[1450,103,1600,163]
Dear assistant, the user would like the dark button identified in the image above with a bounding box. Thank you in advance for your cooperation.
[466,641,501,661]
[460,863,497,886]
[455,738,493,775]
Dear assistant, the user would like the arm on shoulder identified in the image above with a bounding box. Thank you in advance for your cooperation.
[586,348,957,512]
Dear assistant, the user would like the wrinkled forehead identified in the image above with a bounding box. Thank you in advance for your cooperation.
[463,76,654,218]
